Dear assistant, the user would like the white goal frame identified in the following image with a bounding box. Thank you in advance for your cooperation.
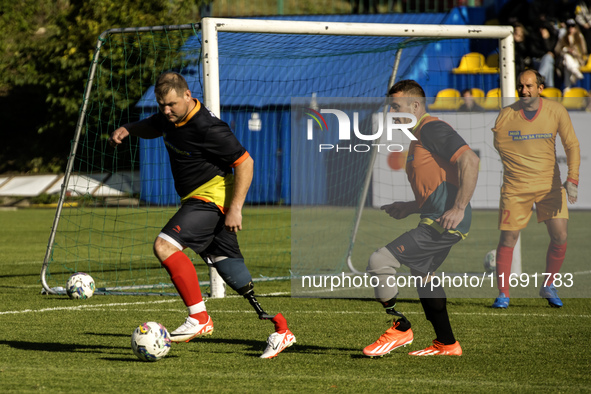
[41,18,517,297]
[201,18,518,290]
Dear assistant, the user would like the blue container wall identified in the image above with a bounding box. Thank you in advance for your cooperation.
[223,108,291,205]
[140,138,179,206]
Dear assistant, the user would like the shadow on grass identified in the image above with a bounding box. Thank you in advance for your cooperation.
[0,339,127,353]
[85,332,130,338]
[100,354,180,362]
[193,336,358,357]
[0,339,169,363]
[0,272,43,279]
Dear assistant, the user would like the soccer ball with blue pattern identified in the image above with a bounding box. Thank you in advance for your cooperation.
[66,272,95,299]
[131,322,171,362]
[483,249,497,273]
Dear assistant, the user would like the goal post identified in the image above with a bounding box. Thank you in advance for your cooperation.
[200,17,518,296]
[41,16,517,298]
[201,18,515,106]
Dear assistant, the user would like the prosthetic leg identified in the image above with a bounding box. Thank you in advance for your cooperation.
[208,255,295,358]
[207,256,274,319]
[362,247,414,357]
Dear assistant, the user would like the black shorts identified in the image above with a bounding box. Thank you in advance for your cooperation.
[161,198,243,259]
[385,223,461,275]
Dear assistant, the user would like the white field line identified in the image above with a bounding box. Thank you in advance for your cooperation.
[1,294,590,319]
[0,299,179,315]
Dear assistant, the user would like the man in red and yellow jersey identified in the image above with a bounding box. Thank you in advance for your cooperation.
[109,72,294,359]
[491,69,580,309]
[363,80,480,357]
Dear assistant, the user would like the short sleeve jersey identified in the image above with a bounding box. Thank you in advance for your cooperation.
[492,98,580,193]
[147,99,249,211]
[406,114,472,236]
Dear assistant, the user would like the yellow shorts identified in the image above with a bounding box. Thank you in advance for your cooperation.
[498,187,568,231]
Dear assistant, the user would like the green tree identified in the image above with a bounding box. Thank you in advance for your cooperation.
[0,0,209,173]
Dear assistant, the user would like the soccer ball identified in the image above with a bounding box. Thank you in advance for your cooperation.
[66,272,95,299]
[131,322,171,362]
[483,249,497,273]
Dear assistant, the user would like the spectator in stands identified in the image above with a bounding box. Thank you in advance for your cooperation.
[528,20,559,87]
[458,89,484,112]
[513,23,529,77]
[575,0,591,49]
[513,20,558,87]
[555,19,588,90]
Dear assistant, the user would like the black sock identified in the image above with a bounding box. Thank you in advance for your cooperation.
[417,284,456,345]
[394,316,412,331]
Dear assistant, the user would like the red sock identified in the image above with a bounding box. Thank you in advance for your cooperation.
[496,245,514,297]
[162,251,203,307]
[271,313,288,334]
[546,242,567,286]
[190,311,209,324]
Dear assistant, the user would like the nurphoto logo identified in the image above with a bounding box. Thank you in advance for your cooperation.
[304,107,417,153]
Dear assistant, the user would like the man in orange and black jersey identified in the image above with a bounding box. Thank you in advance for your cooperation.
[363,80,480,358]
[491,69,580,309]
[109,72,295,359]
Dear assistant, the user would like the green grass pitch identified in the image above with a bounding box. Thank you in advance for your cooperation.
[0,208,589,392]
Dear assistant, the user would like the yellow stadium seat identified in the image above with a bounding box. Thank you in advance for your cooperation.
[428,88,461,111]
[469,87,485,97]
[452,53,485,74]
[481,88,502,110]
[452,52,499,74]
[540,87,562,101]
[579,55,591,72]
[480,88,519,110]
[562,87,588,110]
[469,87,486,106]
[484,53,500,73]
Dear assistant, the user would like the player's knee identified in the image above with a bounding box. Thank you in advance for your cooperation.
[368,248,401,303]
[549,230,567,245]
[499,230,520,248]
[153,234,182,262]
[212,257,253,295]
[367,247,400,276]
[153,237,165,257]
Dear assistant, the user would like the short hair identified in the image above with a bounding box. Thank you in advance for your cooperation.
[155,71,189,99]
[512,22,526,32]
[518,69,545,88]
[388,80,427,107]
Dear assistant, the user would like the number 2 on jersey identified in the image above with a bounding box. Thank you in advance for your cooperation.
[500,209,511,225]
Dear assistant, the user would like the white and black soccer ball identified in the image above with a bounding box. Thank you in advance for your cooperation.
[483,249,497,273]
[66,272,95,299]
[131,322,171,362]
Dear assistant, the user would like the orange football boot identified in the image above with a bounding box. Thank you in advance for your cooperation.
[363,322,414,357]
[408,340,462,356]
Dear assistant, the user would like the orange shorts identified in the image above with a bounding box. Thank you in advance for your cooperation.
[498,187,568,231]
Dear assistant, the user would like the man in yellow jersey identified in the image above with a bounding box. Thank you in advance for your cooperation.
[109,72,295,358]
[363,80,480,357]
[491,69,580,308]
